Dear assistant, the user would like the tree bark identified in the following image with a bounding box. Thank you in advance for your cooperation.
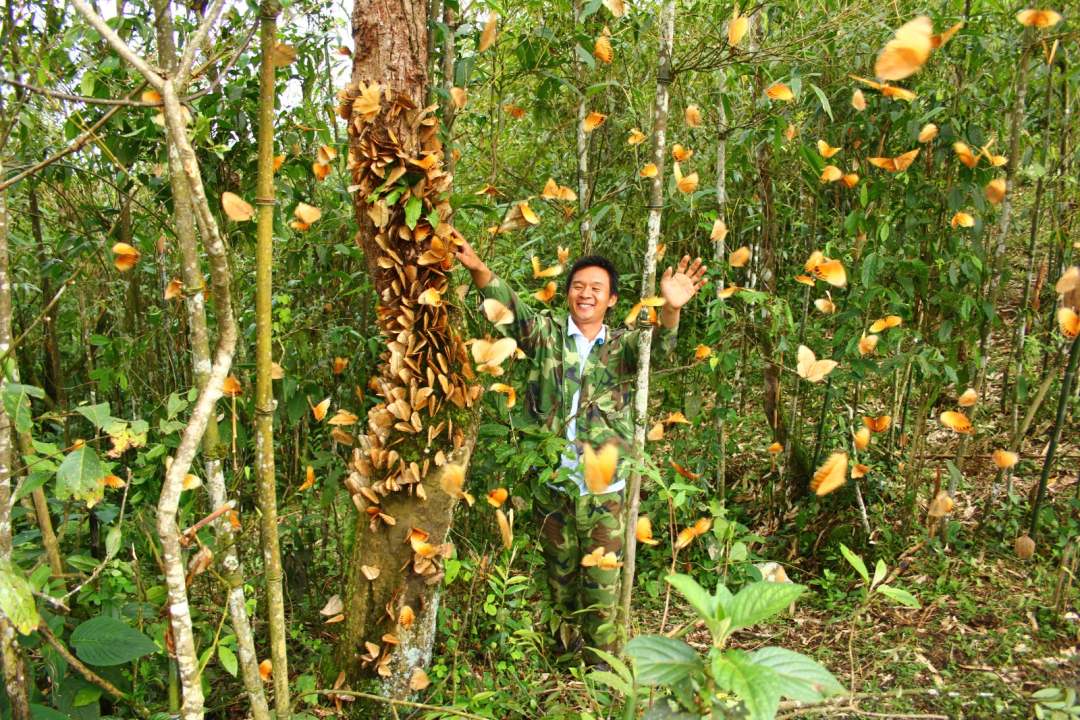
[151,1,268,716]
[0,158,31,720]
[253,3,290,716]
[619,0,675,638]
[340,0,479,698]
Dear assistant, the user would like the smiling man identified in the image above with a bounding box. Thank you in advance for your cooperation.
[455,240,707,662]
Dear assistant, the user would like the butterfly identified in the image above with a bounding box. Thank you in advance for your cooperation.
[471,337,518,375]
[636,516,660,545]
[581,546,622,569]
[583,443,619,494]
[957,388,978,407]
[820,165,843,183]
[811,452,848,496]
[853,427,871,450]
[940,410,973,434]
[766,83,794,101]
[1016,9,1062,28]
[540,178,576,202]
[869,315,903,333]
[797,345,838,383]
[805,250,848,287]
[729,246,751,267]
[482,298,514,326]
[486,487,509,507]
[863,415,892,433]
[817,140,841,158]
[488,383,516,408]
[874,16,933,81]
[850,75,917,101]
[1058,307,1080,338]
[868,149,920,172]
[992,449,1019,470]
[531,255,562,278]
[918,123,939,143]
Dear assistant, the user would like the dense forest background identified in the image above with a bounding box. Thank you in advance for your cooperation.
[0,0,1077,718]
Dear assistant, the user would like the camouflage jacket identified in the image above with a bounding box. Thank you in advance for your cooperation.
[479,274,678,483]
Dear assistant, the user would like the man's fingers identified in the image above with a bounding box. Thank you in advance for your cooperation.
[662,265,673,279]
[676,254,690,274]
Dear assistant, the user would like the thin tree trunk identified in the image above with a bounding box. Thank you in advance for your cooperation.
[151,2,268,716]
[574,0,595,253]
[0,159,31,720]
[439,3,457,177]
[254,3,290,716]
[1029,333,1080,539]
[712,69,728,498]
[619,0,675,638]
[340,0,479,698]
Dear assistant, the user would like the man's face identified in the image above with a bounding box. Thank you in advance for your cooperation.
[567,265,617,326]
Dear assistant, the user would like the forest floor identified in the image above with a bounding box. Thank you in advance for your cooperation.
[421,464,1079,720]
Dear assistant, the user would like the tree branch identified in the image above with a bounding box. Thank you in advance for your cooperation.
[68,0,165,89]
[0,75,158,106]
[0,86,141,192]
[176,0,229,89]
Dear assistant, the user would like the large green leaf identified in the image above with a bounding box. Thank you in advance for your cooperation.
[75,402,112,430]
[626,635,702,686]
[70,615,158,666]
[665,573,718,623]
[750,646,845,703]
[0,559,40,634]
[876,584,921,609]
[2,382,45,434]
[55,445,105,507]
[727,582,805,631]
[711,649,782,720]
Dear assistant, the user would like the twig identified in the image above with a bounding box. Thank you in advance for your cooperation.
[179,501,235,546]
[293,689,488,719]
[176,0,229,89]
[60,476,130,601]
[0,75,158,106]
[37,622,152,718]
[0,94,137,192]
[0,258,89,365]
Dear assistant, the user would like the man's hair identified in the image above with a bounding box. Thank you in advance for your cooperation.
[565,255,619,296]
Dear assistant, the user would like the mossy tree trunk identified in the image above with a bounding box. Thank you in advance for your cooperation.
[338,0,478,698]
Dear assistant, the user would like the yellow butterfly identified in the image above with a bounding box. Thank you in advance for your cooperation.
[583,443,619,494]
[811,452,848,496]
[797,345,838,383]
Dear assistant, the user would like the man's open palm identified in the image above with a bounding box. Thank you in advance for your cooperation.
[660,255,707,309]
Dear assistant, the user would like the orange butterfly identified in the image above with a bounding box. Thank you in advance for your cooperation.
[811,452,848,496]
[868,149,920,172]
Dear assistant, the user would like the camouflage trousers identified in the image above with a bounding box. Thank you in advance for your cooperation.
[535,482,624,659]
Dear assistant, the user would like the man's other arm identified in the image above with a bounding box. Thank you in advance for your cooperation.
[455,239,546,352]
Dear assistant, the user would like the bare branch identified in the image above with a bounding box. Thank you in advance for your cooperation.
[68,0,165,89]
[0,75,158,106]
[176,0,229,89]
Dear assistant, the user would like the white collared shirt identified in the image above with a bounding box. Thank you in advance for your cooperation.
[559,317,623,495]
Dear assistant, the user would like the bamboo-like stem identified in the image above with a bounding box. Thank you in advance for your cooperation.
[0,158,30,720]
[439,3,457,176]
[254,2,291,716]
[1007,56,1057,437]
[1028,333,1080,539]
[951,39,1031,489]
[619,0,675,640]
[713,68,728,498]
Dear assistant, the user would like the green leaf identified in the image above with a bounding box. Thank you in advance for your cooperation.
[75,402,112,430]
[839,543,869,585]
[626,635,702,686]
[711,649,782,720]
[73,686,102,707]
[218,645,238,676]
[30,705,69,720]
[871,559,887,590]
[55,446,105,507]
[808,82,833,121]
[750,647,845,702]
[876,584,921,609]
[70,615,158,665]
[105,526,121,559]
[0,559,41,634]
[588,670,632,696]
[665,573,718,623]
[727,582,805,631]
[588,647,634,686]
[404,196,422,230]
[2,383,45,434]
[13,471,49,504]
[575,43,596,72]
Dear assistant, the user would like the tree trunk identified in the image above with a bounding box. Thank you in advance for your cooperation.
[253,3,290,716]
[339,0,479,698]
[573,0,595,253]
[0,159,31,720]
[151,1,268,716]
[619,0,675,638]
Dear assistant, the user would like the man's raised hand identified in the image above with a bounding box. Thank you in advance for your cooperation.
[660,255,708,309]
[455,240,493,288]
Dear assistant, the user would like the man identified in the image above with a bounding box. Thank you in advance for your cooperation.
[455,240,707,661]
